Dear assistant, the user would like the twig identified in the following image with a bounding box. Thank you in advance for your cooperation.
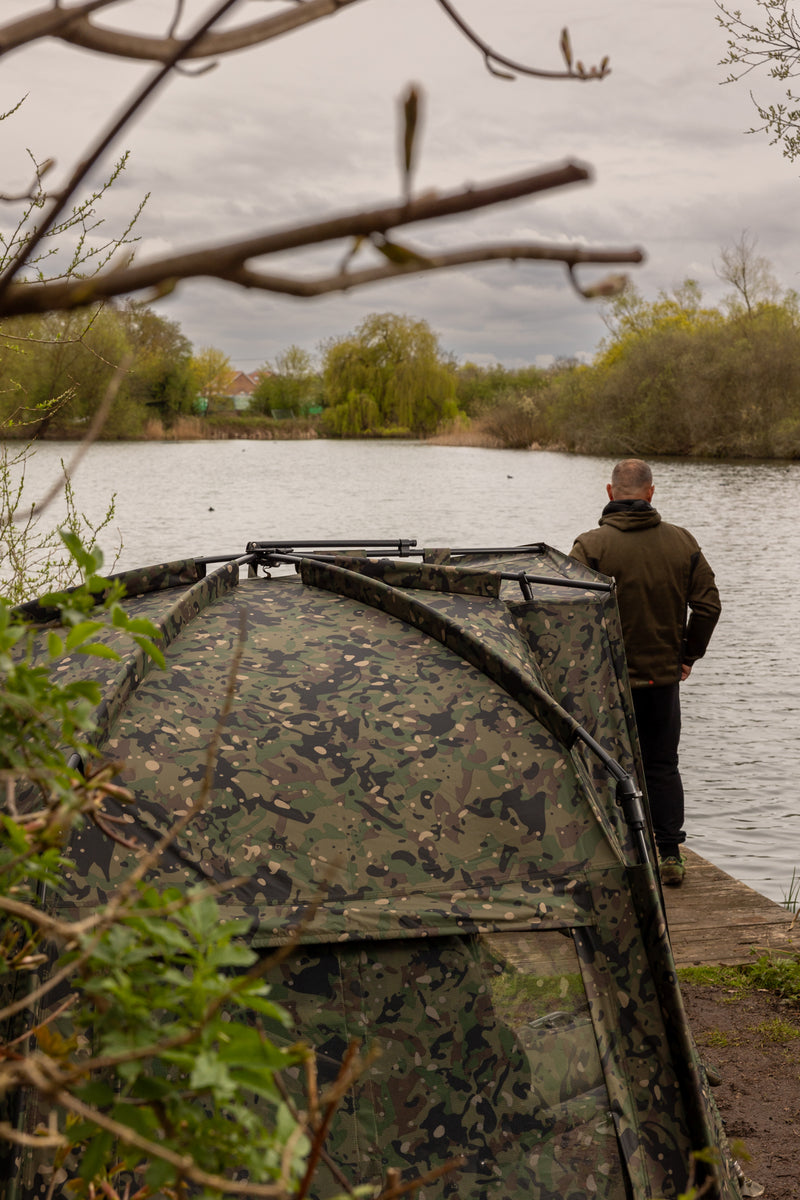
[273,1072,352,1192]
[0,0,244,296]
[11,1059,289,1198]
[295,1040,363,1200]
[435,0,609,81]
[380,1156,467,1200]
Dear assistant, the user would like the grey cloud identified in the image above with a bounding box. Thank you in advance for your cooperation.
[2,0,798,371]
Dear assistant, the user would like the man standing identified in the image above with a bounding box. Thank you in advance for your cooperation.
[570,459,721,886]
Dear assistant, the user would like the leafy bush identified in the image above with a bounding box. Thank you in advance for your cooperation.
[0,537,314,1198]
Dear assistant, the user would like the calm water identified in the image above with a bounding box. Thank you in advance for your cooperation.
[8,439,800,904]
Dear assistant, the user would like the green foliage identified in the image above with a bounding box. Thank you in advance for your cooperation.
[0,123,146,288]
[489,965,585,1020]
[60,887,308,1195]
[448,361,548,447]
[121,302,196,422]
[678,964,749,990]
[190,346,236,409]
[781,866,800,913]
[533,276,800,457]
[251,346,323,417]
[0,536,318,1199]
[0,533,162,807]
[0,447,120,604]
[0,107,162,438]
[746,950,800,1008]
[754,1015,800,1042]
[0,304,196,437]
[680,949,800,1011]
[321,312,459,437]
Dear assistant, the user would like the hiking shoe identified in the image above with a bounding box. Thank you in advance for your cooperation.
[660,855,686,886]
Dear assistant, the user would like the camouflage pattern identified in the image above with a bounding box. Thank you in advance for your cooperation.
[6,543,741,1200]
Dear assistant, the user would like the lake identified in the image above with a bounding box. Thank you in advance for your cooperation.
[7,438,800,905]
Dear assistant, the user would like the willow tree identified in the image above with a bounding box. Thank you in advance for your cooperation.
[322,313,458,436]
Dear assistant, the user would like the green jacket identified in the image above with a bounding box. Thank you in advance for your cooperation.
[570,501,721,686]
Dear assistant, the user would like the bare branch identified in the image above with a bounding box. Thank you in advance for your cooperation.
[0,2,121,59]
[0,0,243,296]
[435,0,610,81]
[227,239,644,297]
[0,162,645,316]
[0,0,368,63]
[0,157,55,204]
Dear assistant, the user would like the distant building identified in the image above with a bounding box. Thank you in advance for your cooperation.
[227,370,265,412]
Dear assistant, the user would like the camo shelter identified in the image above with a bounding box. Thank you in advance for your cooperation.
[3,541,742,1200]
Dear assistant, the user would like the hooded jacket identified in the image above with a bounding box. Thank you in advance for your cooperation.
[570,500,721,686]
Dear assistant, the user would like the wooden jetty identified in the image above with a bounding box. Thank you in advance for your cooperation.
[663,848,800,967]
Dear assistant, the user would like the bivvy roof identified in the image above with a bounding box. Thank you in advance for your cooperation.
[5,541,743,1200]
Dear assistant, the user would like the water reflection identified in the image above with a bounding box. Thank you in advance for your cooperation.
[8,440,800,902]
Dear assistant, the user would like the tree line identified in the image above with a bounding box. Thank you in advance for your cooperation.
[0,307,540,441]
[4,240,800,456]
[530,258,800,459]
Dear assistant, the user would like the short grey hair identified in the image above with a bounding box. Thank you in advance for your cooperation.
[611,459,652,497]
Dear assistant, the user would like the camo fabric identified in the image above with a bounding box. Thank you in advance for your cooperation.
[9,544,742,1200]
[105,558,207,597]
[64,572,619,942]
[257,930,630,1200]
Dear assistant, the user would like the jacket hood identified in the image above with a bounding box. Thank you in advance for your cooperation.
[599,499,662,532]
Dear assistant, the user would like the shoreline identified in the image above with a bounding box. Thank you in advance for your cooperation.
[7,423,800,461]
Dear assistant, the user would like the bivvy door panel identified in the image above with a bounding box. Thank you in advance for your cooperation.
[256,929,633,1200]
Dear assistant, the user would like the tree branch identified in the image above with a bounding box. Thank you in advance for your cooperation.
[434,0,610,82]
[11,1059,290,1198]
[225,239,644,297]
[0,162,648,316]
[0,0,243,295]
[0,0,368,62]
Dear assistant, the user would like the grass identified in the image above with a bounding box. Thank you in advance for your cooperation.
[782,867,800,914]
[679,949,800,1009]
[698,1028,733,1048]
[754,1017,800,1044]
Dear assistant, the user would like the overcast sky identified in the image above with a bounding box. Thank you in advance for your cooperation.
[3,0,799,370]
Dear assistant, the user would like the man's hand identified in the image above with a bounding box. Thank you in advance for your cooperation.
[680,663,693,681]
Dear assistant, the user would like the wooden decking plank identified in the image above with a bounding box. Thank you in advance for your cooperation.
[662,848,800,967]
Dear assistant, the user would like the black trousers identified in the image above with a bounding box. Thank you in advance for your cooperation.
[631,682,685,853]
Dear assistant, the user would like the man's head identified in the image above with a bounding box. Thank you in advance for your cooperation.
[607,458,654,503]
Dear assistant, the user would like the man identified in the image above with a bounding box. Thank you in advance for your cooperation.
[570,459,721,886]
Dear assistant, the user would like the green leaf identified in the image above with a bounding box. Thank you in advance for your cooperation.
[190,1050,235,1096]
[74,1080,115,1107]
[64,620,105,652]
[112,1099,160,1140]
[78,1130,114,1182]
[78,642,121,661]
[47,631,64,658]
[144,1154,177,1192]
[133,634,165,669]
